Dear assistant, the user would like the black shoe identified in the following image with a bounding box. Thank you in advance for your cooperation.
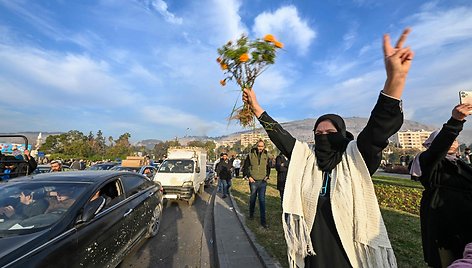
[222,195,227,198]
[262,224,269,229]
[249,215,254,220]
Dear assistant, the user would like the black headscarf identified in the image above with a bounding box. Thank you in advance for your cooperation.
[313,114,354,171]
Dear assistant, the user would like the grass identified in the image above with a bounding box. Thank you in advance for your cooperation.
[230,172,426,268]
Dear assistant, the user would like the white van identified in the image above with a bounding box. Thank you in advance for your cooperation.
[153,147,206,205]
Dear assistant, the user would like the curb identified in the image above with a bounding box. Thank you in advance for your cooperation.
[228,193,283,268]
[202,185,218,268]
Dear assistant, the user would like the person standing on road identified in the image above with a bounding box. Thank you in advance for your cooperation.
[243,28,414,267]
[233,156,242,178]
[214,153,223,192]
[243,140,271,228]
[409,104,472,268]
[275,152,289,205]
[216,153,232,198]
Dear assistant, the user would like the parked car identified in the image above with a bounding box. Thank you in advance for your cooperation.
[87,162,119,171]
[31,164,72,174]
[0,170,163,268]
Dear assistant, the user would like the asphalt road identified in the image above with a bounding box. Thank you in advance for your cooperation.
[120,185,216,268]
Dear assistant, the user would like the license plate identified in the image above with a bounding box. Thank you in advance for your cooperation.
[164,194,178,199]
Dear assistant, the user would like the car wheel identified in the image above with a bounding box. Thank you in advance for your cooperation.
[147,203,162,238]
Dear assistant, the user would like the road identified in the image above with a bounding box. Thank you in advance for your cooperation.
[120,185,216,268]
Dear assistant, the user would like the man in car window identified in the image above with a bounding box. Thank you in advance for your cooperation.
[50,160,62,172]
[46,189,76,213]
[143,167,153,179]
[0,190,48,219]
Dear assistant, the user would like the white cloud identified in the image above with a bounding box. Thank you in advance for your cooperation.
[0,44,138,108]
[254,68,292,104]
[397,5,472,126]
[407,6,472,53]
[187,0,247,45]
[343,22,359,51]
[314,57,359,77]
[252,5,316,55]
[144,0,183,25]
[300,69,386,119]
[140,105,215,135]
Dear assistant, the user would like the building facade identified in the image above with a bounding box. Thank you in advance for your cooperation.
[240,133,271,148]
[396,130,433,149]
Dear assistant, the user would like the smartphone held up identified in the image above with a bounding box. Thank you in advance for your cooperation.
[459,91,472,105]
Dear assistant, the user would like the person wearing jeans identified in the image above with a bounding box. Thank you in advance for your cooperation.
[216,152,232,198]
[243,140,271,228]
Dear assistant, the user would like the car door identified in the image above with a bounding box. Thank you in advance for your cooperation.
[75,178,134,268]
[120,174,159,245]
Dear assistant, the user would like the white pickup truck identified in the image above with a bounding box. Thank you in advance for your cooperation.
[153,147,206,205]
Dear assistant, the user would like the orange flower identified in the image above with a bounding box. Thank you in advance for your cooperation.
[220,63,228,70]
[216,57,222,63]
[220,80,226,86]
[274,41,284,48]
[264,34,276,43]
[239,53,249,62]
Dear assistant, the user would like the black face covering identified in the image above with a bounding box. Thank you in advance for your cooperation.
[313,114,354,171]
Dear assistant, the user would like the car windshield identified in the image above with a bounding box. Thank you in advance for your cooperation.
[0,182,87,235]
[158,160,194,173]
[110,166,140,172]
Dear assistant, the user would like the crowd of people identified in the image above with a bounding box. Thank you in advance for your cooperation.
[2,26,472,267]
[239,27,472,268]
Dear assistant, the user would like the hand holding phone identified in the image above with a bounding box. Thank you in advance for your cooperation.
[459,91,472,104]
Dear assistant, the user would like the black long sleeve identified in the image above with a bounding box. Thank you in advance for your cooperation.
[26,156,37,175]
[257,112,296,159]
[276,155,288,173]
[418,117,464,183]
[243,155,250,177]
[357,93,403,175]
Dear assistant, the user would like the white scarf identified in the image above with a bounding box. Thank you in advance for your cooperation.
[282,140,397,268]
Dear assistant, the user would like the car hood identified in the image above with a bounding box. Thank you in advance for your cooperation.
[0,230,47,261]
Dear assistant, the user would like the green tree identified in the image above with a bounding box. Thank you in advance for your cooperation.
[152,140,181,159]
[106,133,132,159]
[95,130,106,155]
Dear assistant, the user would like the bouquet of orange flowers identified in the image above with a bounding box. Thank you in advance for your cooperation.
[217,34,283,127]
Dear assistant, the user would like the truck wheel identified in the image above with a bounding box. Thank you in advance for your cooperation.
[187,192,195,206]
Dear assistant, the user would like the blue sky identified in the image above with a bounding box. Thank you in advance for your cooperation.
[1,0,472,142]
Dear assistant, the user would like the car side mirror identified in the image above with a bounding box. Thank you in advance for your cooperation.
[195,166,200,173]
[79,196,106,223]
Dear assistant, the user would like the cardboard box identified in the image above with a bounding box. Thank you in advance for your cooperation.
[121,159,144,167]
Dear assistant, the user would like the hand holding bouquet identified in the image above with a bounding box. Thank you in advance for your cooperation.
[217,34,283,127]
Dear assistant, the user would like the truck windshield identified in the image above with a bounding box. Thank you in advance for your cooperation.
[158,160,194,173]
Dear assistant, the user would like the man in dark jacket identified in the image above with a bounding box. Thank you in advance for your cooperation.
[216,153,232,198]
[243,140,271,228]
[275,152,289,205]
[0,149,37,180]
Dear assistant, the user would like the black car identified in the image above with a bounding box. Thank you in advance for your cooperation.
[87,162,119,171]
[0,171,163,267]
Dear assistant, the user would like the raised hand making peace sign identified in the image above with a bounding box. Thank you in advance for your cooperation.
[382,28,415,99]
